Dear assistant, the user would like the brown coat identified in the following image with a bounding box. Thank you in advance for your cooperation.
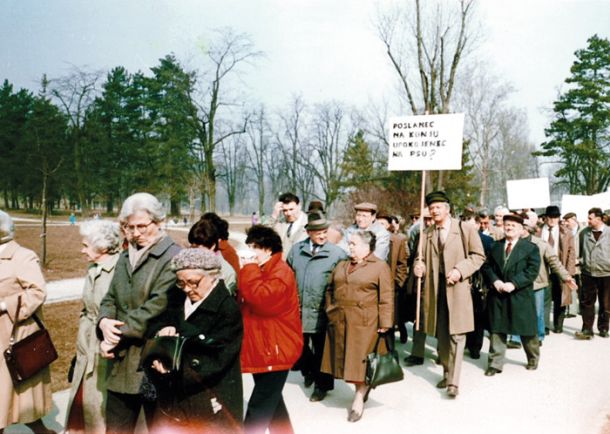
[558,226,576,305]
[417,218,485,336]
[388,233,409,289]
[0,241,52,429]
[321,255,393,382]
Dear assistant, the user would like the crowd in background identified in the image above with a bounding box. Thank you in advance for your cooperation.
[1,189,609,433]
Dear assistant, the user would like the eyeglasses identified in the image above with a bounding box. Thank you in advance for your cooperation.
[176,276,204,290]
[123,221,155,234]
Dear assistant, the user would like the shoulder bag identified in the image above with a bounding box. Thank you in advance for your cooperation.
[4,296,58,384]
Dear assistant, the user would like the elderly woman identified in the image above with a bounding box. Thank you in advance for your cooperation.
[238,225,303,434]
[321,230,393,423]
[0,210,55,434]
[65,220,122,434]
[97,192,181,434]
[146,248,243,433]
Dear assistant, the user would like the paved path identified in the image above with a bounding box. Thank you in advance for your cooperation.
[6,315,610,434]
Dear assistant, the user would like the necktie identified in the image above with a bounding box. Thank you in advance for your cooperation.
[286,222,294,238]
[437,227,444,250]
[548,230,555,248]
[506,241,512,256]
[312,244,321,255]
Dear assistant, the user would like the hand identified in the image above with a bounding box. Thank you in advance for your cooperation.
[152,360,169,374]
[503,282,516,293]
[99,318,124,345]
[413,261,426,278]
[378,327,389,333]
[565,277,578,290]
[157,326,177,337]
[100,340,116,359]
[446,268,462,285]
[271,201,283,219]
[493,280,505,292]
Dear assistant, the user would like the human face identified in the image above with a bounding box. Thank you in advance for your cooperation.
[248,244,273,264]
[308,228,328,245]
[124,210,160,248]
[355,211,375,229]
[503,220,522,241]
[429,202,450,225]
[81,238,105,263]
[565,217,578,231]
[282,201,301,223]
[546,216,560,228]
[588,213,603,230]
[479,216,490,231]
[495,212,506,228]
[176,269,217,302]
[348,234,371,261]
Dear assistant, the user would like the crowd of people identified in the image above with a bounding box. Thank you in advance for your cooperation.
[0,189,609,433]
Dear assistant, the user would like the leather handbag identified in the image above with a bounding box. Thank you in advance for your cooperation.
[365,332,404,388]
[140,335,188,373]
[4,296,58,385]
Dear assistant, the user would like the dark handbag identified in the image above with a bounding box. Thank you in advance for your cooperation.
[140,335,188,373]
[3,296,58,385]
[365,332,404,388]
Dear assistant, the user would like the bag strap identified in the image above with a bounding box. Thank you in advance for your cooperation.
[372,331,395,354]
[9,295,46,344]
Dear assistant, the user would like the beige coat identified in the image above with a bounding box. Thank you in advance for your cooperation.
[321,255,393,382]
[542,225,576,305]
[0,241,52,429]
[272,212,308,259]
[65,253,119,433]
[417,219,485,336]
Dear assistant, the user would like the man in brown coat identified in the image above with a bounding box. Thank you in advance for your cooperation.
[541,205,576,334]
[413,191,485,398]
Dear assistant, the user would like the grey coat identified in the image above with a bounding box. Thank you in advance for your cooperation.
[98,235,181,394]
[287,239,348,333]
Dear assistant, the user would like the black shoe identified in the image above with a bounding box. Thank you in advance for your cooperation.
[545,328,550,336]
[309,388,327,402]
[303,375,314,388]
[404,355,424,366]
[469,350,480,360]
[599,331,609,338]
[526,360,538,370]
[566,313,577,318]
[347,409,363,422]
[575,330,594,340]
[447,385,458,398]
[553,327,563,334]
[436,378,448,388]
[398,324,408,344]
[507,341,522,349]
[485,367,502,376]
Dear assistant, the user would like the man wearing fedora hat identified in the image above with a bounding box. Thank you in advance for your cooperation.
[287,211,348,402]
[412,191,485,397]
[339,202,390,261]
[541,205,576,334]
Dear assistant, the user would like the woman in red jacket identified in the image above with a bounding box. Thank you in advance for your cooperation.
[238,225,303,434]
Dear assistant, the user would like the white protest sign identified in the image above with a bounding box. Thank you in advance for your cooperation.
[388,113,465,171]
[591,191,610,210]
[506,177,550,210]
[561,194,594,222]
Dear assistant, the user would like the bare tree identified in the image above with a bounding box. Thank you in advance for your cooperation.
[245,106,271,216]
[190,28,262,211]
[218,133,248,216]
[376,0,477,189]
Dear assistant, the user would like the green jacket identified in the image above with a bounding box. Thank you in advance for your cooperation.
[98,235,181,394]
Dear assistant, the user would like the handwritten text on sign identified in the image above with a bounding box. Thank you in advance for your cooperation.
[388,113,464,171]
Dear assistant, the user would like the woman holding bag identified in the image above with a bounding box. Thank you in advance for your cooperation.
[0,210,55,434]
[321,230,394,423]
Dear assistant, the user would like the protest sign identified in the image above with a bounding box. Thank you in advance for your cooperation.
[561,194,594,222]
[506,177,550,210]
[388,113,465,171]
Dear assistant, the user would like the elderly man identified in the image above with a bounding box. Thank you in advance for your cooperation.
[576,207,610,339]
[268,192,308,258]
[339,202,390,261]
[97,193,181,433]
[482,213,541,375]
[563,212,582,318]
[413,191,485,397]
[541,205,576,334]
[287,211,348,402]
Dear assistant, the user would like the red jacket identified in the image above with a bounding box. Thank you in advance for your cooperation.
[219,239,240,275]
[238,253,303,373]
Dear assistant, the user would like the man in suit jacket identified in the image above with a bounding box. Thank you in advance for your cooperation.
[268,192,308,259]
[413,191,485,398]
[482,213,541,376]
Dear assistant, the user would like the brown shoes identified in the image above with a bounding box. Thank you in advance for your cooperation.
[447,385,459,398]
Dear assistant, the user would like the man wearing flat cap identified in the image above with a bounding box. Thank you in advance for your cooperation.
[287,211,348,402]
[339,202,390,261]
[412,191,485,397]
[482,213,541,376]
[541,205,576,334]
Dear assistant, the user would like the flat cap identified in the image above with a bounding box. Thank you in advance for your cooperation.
[562,212,576,220]
[425,191,450,206]
[503,213,524,225]
[354,202,378,213]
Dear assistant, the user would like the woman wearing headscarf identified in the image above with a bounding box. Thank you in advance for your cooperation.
[65,220,122,434]
[0,210,55,434]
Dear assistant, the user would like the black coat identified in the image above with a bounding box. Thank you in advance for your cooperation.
[149,280,244,433]
[482,238,540,336]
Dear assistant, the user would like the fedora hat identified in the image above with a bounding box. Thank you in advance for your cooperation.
[305,211,330,231]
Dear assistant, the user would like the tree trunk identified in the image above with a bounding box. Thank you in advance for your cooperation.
[40,171,48,267]
[170,197,180,217]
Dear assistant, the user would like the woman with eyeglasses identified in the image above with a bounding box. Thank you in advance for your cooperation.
[239,225,303,434]
[145,248,243,433]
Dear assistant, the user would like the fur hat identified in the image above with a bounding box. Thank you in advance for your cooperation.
[170,248,222,272]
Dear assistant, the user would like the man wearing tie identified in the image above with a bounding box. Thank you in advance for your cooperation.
[413,191,485,398]
[287,211,348,402]
[482,213,541,376]
[269,192,309,258]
